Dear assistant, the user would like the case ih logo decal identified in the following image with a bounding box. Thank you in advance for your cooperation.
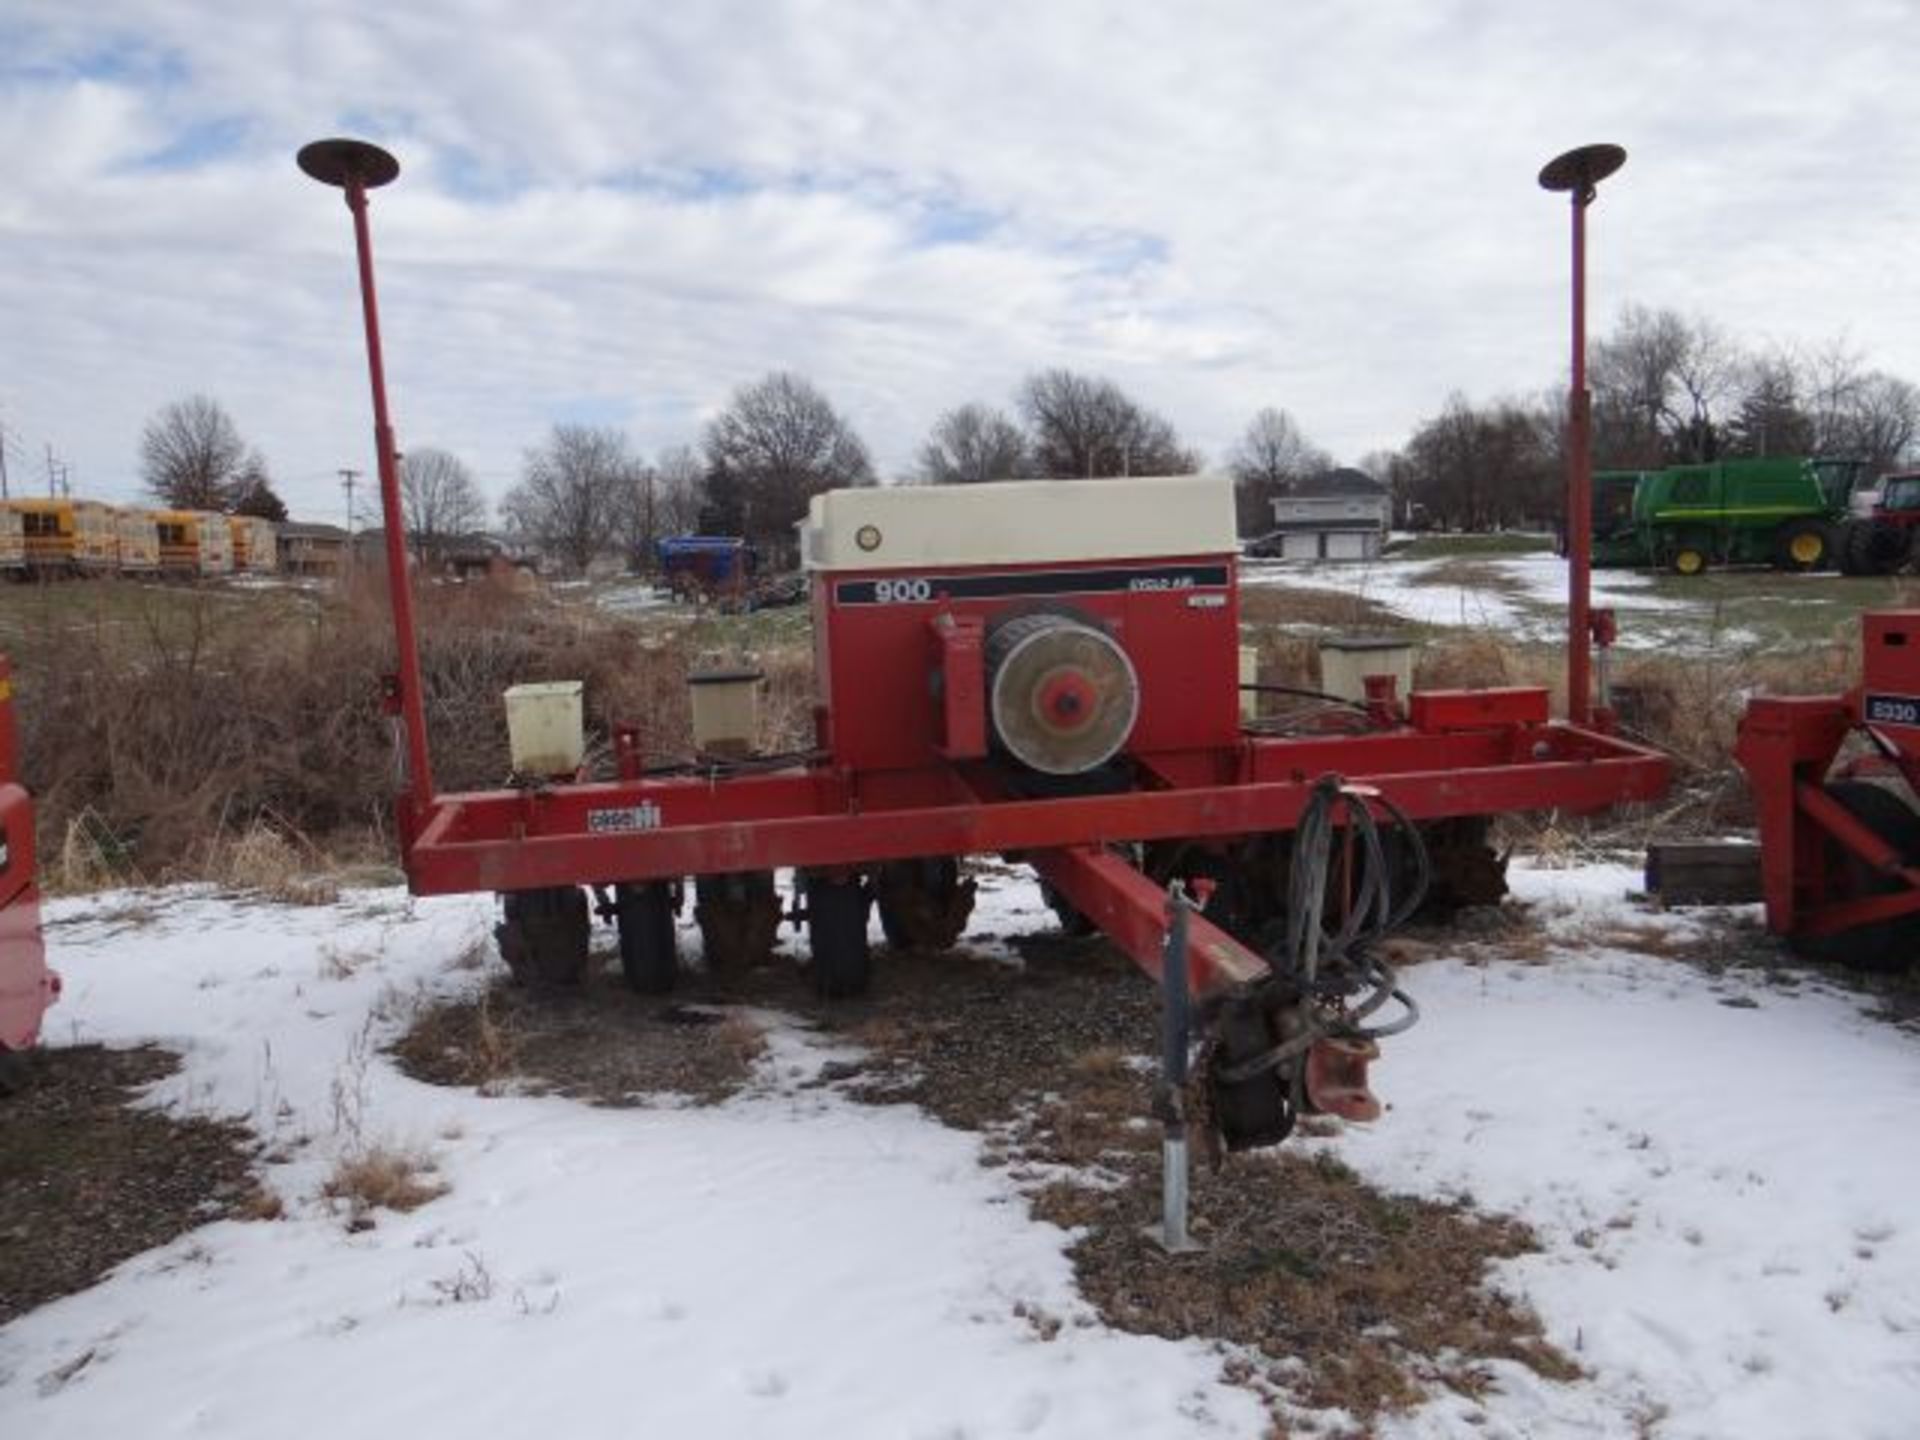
[1865,693,1920,727]
[587,802,663,833]
[835,564,1229,606]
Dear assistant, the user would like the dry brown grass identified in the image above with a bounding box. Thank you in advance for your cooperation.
[712,1014,769,1070]
[1411,624,1863,839]
[197,817,341,905]
[321,1143,447,1226]
[391,981,771,1106]
[1239,585,1407,636]
[13,574,771,884]
[392,987,522,1090]
[235,1184,287,1222]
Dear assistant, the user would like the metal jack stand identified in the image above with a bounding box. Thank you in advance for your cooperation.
[1144,879,1206,1255]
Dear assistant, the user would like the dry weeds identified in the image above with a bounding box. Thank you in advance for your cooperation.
[17,575,792,884]
[321,1143,447,1226]
[391,980,769,1106]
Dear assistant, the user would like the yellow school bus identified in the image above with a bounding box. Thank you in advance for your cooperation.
[114,509,160,575]
[0,510,24,573]
[228,516,278,574]
[153,510,235,577]
[2,499,118,573]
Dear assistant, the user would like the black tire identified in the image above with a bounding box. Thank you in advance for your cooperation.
[875,858,975,951]
[1843,521,1911,576]
[617,882,680,994]
[1408,815,1508,913]
[806,874,872,999]
[1773,519,1833,572]
[1838,520,1875,576]
[0,1045,31,1098]
[496,887,591,987]
[693,871,780,976]
[1792,781,1920,973]
[1038,880,1096,938]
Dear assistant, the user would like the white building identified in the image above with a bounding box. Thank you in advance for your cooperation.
[1263,468,1390,561]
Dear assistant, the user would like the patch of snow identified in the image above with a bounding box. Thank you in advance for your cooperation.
[592,581,676,615]
[8,865,1920,1438]
[1241,551,1768,653]
[1241,556,1521,631]
[1353,863,1920,1440]
[3,886,1261,1438]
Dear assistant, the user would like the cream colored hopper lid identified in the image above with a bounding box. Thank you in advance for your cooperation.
[802,474,1237,571]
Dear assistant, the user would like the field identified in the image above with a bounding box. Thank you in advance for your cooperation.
[3,554,1919,1437]
[5,861,1920,1438]
[1247,539,1920,655]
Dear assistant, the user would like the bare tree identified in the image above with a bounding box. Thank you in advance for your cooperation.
[501,425,640,574]
[140,395,251,509]
[1835,372,1920,474]
[703,372,873,559]
[1227,407,1331,533]
[1726,352,1815,458]
[1801,339,1868,456]
[1402,394,1557,531]
[1590,306,1741,464]
[229,456,288,522]
[400,447,488,558]
[1792,341,1919,472]
[1017,370,1198,479]
[918,403,1028,483]
[654,444,706,535]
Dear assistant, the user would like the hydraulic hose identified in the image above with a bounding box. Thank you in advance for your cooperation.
[1215,775,1423,1087]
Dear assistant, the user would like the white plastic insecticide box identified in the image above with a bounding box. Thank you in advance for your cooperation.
[504,681,585,776]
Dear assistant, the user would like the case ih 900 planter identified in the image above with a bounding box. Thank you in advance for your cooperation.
[300,137,1668,1149]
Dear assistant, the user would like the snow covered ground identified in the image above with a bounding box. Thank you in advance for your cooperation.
[1241,553,1767,652]
[4,868,1919,1438]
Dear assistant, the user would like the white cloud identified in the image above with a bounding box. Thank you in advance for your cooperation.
[1,0,1915,520]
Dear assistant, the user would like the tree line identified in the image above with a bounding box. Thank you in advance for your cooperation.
[135,306,1920,573]
[503,368,1231,570]
[1379,308,1920,531]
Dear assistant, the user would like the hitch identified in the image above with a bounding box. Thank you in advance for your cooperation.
[1031,774,1417,1156]
[1201,979,1389,1150]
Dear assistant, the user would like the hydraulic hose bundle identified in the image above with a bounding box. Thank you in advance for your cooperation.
[1201,774,1425,1153]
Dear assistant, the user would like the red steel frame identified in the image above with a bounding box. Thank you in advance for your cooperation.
[0,656,55,1056]
[312,140,1671,1000]
[1736,612,1920,940]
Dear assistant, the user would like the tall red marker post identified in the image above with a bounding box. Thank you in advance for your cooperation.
[1539,143,1626,728]
[297,138,437,812]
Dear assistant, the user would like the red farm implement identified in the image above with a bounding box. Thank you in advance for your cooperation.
[0,656,55,1092]
[300,137,1666,1149]
[1737,611,1920,968]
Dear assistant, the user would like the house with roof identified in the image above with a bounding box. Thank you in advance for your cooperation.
[1262,467,1390,561]
[276,520,352,577]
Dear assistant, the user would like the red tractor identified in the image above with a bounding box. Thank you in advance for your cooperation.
[0,656,56,1093]
[1838,471,1920,576]
[300,136,1669,1149]
[1737,611,1920,968]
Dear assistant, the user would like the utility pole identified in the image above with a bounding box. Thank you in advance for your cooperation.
[0,420,10,500]
[45,443,57,498]
[340,468,362,532]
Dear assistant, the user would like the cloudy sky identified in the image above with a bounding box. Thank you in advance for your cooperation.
[2,1,1914,522]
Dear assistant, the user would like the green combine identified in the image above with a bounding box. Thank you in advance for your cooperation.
[1588,457,1864,574]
